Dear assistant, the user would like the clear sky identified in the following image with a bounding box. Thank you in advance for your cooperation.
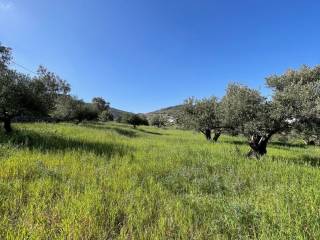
[1,0,320,113]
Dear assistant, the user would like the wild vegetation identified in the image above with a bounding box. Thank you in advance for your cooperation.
[1,43,320,238]
[1,122,320,239]
[180,73,320,157]
[0,44,144,129]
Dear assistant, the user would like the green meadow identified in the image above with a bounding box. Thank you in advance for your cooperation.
[1,122,320,239]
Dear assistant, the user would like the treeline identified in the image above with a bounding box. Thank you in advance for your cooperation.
[178,67,320,157]
[1,44,320,158]
[0,44,150,131]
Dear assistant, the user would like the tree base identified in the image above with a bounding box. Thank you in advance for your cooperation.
[3,117,12,134]
[247,134,270,158]
[247,149,265,158]
[213,130,221,142]
[204,129,211,140]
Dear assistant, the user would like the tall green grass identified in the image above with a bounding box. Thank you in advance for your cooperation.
[0,122,320,239]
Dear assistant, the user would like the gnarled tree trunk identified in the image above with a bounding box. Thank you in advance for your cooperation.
[306,140,316,146]
[247,132,275,158]
[200,128,212,140]
[204,128,211,140]
[213,129,222,142]
[3,115,12,133]
[303,138,316,145]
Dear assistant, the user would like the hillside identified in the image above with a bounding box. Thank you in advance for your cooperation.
[1,122,320,238]
[110,107,133,119]
[146,105,184,119]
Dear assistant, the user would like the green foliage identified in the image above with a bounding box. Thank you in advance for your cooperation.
[0,71,37,116]
[51,95,79,121]
[34,65,71,112]
[115,115,122,123]
[0,122,320,238]
[92,97,114,122]
[79,103,100,121]
[220,83,266,136]
[266,65,320,136]
[0,44,71,132]
[0,68,69,122]
[0,43,11,71]
[181,96,220,132]
[127,114,149,127]
[149,114,167,127]
[98,110,114,122]
[118,113,131,124]
[51,96,99,122]
[92,97,110,112]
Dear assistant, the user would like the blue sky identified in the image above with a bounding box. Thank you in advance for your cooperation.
[1,0,320,113]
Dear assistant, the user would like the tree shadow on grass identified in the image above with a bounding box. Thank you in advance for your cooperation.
[0,129,131,158]
[223,139,306,149]
[292,155,320,167]
[135,128,163,135]
[80,123,163,137]
[269,141,306,149]
[222,139,247,146]
[112,128,137,138]
[80,123,138,138]
[78,123,111,131]
[270,154,320,167]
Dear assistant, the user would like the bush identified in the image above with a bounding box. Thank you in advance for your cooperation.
[149,114,167,127]
[98,110,114,122]
[127,114,148,128]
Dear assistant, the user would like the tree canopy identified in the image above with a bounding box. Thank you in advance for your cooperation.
[0,44,71,132]
[149,114,167,128]
[0,44,117,130]
[181,96,221,141]
[127,114,149,128]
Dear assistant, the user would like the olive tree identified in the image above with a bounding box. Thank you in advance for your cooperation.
[220,83,288,157]
[51,95,82,121]
[181,97,221,141]
[34,65,71,111]
[149,114,167,128]
[92,97,109,112]
[266,65,320,146]
[98,110,114,122]
[221,65,320,157]
[52,96,101,123]
[220,84,265,133]
[0,44,11,71]
[296,122,320,145]
[0,44,70,132]
[0,44,13,132]
[127,114,148,128]
[0,70,33,132]
[92,97,113,122]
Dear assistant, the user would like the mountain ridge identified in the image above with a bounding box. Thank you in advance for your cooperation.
[111,104,183,119]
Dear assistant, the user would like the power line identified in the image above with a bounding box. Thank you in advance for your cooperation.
[11,61,37,75]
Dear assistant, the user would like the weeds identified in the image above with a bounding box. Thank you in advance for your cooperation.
[0,122,319,239]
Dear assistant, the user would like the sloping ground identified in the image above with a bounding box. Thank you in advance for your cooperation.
[110,107,134,119]
[146,105,184,118]
[0,122,320,239]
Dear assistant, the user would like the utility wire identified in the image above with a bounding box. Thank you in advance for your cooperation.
[11,61,37,75]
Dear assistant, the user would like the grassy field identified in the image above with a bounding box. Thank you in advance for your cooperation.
[0,122,320,239]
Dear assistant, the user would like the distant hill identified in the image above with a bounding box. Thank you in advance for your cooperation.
[110,107,133,119]
[146,105,184,122]
[110,105,184,122]
[147,105,183,115]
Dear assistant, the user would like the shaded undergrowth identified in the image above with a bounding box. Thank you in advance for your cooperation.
[0,128,130,158]
[80,122,163,137]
